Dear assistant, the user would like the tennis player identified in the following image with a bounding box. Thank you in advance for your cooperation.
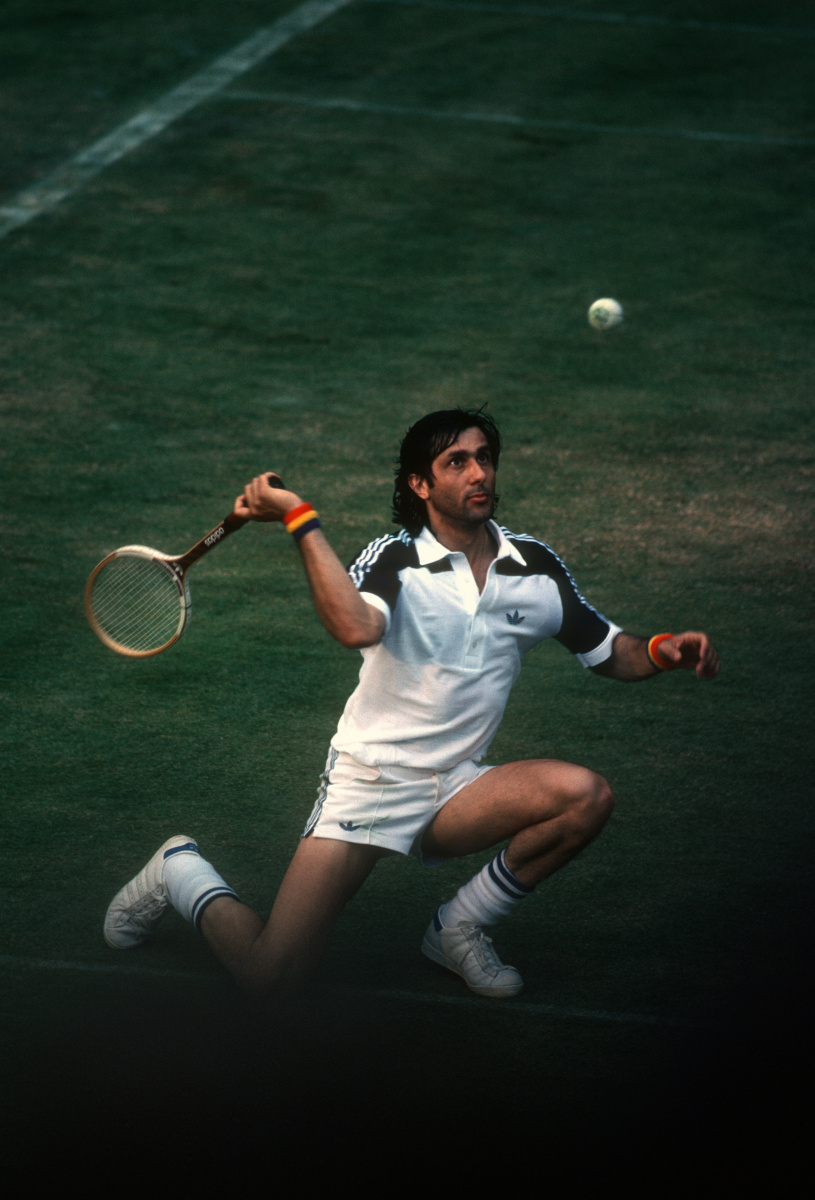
[104,408,719,998]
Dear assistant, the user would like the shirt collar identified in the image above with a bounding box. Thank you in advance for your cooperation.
[414,521,527,567]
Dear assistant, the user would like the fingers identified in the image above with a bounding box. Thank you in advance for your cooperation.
[671,631,720,680]
[697,638,720,680]
[240,474,302,522]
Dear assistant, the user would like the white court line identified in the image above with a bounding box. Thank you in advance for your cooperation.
[0,0,354,242]
[349,986,706,1028]
[367,0,815,38]
[226,88,815,148]
[0,955,206,981]
[0,954,705,1029]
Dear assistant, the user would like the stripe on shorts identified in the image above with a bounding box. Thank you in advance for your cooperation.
[303,746,339,837]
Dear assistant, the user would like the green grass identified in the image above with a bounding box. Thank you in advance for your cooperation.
[1,0,813,1183]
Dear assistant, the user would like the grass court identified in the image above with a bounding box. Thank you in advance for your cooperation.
[1,0,813,1184]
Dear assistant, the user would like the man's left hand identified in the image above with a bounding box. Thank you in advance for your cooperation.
[656,632,720,680]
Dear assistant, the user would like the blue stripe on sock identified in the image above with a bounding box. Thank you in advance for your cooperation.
[492,850,534,897]
[488,859,523,900]
[163,842,199,860]
[191,887,239,931]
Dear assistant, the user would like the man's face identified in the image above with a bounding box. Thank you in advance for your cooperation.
[408,426,497,529]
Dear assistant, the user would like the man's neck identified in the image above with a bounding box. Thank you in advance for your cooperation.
[425,518,497,582]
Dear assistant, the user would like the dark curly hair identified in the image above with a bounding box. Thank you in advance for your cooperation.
[392,407,502,535]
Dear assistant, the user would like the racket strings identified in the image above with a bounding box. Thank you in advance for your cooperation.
[88,555,184,653]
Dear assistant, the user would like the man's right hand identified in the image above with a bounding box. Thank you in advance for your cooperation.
[235,474,303,523]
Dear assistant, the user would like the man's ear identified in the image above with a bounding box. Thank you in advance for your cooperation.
[408,473,431,501]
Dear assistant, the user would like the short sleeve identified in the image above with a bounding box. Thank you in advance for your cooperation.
[346,533,418,634]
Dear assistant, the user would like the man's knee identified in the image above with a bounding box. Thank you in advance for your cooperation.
[236,947,315,998]
[545,764,613,839]
[588,771,614,825]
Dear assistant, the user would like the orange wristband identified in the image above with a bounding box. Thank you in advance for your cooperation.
[283,502,313,527]
[647,633,677,671]
[283,502,320,541]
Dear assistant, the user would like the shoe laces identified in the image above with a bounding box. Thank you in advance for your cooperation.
[459,923,503,975]
[129,889,167,918]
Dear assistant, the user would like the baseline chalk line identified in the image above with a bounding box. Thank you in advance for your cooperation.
[225,88,815,148]
[0,954,706,1029]
[367,0,815,39]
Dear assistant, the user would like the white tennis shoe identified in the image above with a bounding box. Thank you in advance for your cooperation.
[103,835,198,949]
[421,919,524,998]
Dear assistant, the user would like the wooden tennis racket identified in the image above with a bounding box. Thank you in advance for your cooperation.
[84,475,284,658]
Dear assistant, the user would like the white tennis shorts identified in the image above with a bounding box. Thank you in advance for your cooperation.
[302,748,494,865]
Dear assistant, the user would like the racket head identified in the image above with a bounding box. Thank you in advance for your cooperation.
[84,545,191,658]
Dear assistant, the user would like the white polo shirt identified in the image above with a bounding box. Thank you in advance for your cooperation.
[330,522,620,771]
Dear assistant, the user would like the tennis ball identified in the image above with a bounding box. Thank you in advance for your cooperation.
[588,298,623,330]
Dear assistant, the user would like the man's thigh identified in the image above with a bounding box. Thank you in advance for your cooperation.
[421,758,604,860]
[254,836,390,983]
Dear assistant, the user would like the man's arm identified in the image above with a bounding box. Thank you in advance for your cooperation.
[591,631,720,682]
[236,474,386,649]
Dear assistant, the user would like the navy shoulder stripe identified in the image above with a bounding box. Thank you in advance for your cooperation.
[347,529,414,581]
[347,530,416,611]
[497,528,612,656]
[495,531,570,578]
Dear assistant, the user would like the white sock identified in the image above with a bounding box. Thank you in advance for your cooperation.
[162,842,239,930]
[438,849,534,930]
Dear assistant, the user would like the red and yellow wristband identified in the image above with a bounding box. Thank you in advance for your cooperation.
[647,633,677,671]
[283,502,321,542]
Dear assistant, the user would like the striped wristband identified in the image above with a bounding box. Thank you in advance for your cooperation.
[283,502,321,541]
[647,633,677,670]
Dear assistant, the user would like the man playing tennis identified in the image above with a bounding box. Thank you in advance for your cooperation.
[104,408,719,998]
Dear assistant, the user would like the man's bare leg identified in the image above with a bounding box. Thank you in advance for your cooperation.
[418,759,613,996]
[199,837,387,995]
[422,758,614,884]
